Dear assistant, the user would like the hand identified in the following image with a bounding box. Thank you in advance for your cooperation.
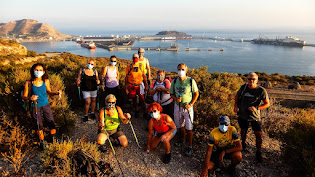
[176,97,182,103]
[99,122,105,129]
[96,79,100,85]
[76,80,80,87]
[30,95,38,101]
[248,106,257,112]
[124,113,131,119]
[219,150,225,162]
[100,85,105,90]
[234,106,238,113]
[161,134,167,142]
[126,88,129,95]
[185,103,192,110]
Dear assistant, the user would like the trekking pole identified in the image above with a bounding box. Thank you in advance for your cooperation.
[104,129,125,177]
[59,93,68,127]
[129,121,141,148]
[78,86,81,101]
[34,101,40,132]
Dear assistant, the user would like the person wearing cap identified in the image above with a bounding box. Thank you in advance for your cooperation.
[138,48,151,94]
[101,55,120,102]
[125,53,148,118]
[234,72,270,163]
[200,116,242,177]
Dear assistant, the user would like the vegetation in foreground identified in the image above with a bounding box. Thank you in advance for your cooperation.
[0,49,314,176]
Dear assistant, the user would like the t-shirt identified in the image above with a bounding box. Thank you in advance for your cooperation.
[138,57,148,74]
[170,77,198,106]
[237,84,269,120]
[208,126,240,151]
[150,79,172,106]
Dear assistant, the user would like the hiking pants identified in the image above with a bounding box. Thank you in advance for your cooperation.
[31,104,56,130]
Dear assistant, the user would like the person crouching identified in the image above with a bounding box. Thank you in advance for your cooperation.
[146,102,177,164]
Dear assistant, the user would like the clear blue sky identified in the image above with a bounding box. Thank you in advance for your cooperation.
[1,0,314,32]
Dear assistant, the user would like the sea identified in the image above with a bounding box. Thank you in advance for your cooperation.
[22,30,315,76]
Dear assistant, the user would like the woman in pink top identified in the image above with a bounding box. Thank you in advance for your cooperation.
[101,55,120,103]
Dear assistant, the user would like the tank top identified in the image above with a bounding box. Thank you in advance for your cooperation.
[104,107,120,130]
[138,57,147,74]
[105,66,119,88]
[31,81,49,107]
[81,69,97,91]
[127,63,144,85]
[153,114,169,133]
[152,80,172,106]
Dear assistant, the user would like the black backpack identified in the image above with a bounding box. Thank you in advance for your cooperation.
[70,148,113,177]
[15,80,32,111]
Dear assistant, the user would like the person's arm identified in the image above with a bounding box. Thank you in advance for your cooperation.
[185,91,199,110]
[161,80,170,94]
[200,145,213,177]
[45,79,60,96]
[101,66,107,88]
[22,81,36,101]
[95,70,100,85]
[143,72,148,91]
[99,109,105,130]
[219,140,242,163]
[160,115,176,142]
[234,94,239,113]
[117,106,131,124]
[149,81,157,95]
[77,69,82,87]
[146,119,154,152]
[146,58,151,80]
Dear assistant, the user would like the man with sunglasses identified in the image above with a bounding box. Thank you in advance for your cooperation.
[125,54,148,118]
[170,63,199,156]
[200,116,242,177]
[234,72,270,163]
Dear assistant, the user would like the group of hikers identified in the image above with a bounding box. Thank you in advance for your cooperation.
[22,48,270,177]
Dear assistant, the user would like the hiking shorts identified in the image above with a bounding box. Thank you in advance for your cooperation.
[174,104,194,130]
[98,126,125,140]
[31,103,56,130]
[238,118,262,132]
[154,128,177,138]
[82,90,97,99]
[210,149,233,166]
[127,84,144,98]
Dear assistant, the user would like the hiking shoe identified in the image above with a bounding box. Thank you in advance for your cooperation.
[184,146,193,156]
[98,145,108,153]
[90,113,96,120]
[39,140,48,151]
[174,141,184,147]
[162,153,171,164]
[256,151,263,163]
[82,115,88,122]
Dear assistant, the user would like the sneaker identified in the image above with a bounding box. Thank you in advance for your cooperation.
[39,140,48,151]
[82,115,88,122]
[184,146,193,156]
[162,153,171,164]
[174,141,184,147]
[98,145,108,153]
[256,151,263,163]
[90,113,96,120]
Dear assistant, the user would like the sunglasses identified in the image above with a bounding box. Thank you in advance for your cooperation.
[149,110,158,113]
[220,122,229,126]
[88,63,94,65]
[178,69,185,71]
[111,61,117,62]
[107,102,115,104]
[247,78,257,81]
[133,57,138,59]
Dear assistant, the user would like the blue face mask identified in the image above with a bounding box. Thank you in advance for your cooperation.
[87,64,93,69]
[110,61,117,66]
[219,125,228,133]
[34,71,44,78]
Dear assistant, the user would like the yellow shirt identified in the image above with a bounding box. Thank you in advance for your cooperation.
[208,126,240,151]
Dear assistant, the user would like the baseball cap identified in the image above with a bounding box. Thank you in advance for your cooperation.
[219,116,230,125]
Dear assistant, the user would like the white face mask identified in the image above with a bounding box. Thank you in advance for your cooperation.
[110,61,117,66]
[34,71,44,78]
[87,64,94,69]
[219,125,228,133]
[178,70,186,77]
[150,111,159,119]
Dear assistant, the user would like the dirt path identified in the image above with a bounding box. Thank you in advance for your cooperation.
[68,103,289,177]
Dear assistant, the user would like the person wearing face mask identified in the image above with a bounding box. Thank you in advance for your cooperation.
[97,94,131,151]
[23,63,61,150]
[170,63,199,156]
[77,59,100,123]
[125,53,148,118]
[234,72,270,163]
[200,116,242,177]
[149,70,173,117]
[138,48,151,96]
[101,55,120,102]
[146,102,176,164]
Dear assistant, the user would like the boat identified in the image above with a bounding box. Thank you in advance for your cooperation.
[251,36,306,47]
[167,43,179,51]
[220,48,224,51]
[81,41,96,49]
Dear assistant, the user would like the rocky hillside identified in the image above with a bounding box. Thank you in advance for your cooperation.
[0,39,27,56]
[0,19,70,39]
[156,30,188,36]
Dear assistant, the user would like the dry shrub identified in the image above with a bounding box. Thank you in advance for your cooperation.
[40,138,100,176]
[0,113,33,175]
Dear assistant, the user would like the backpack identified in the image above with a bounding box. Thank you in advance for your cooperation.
[237,83,248,108]
[70,148,113,177]
[16,80,32,111]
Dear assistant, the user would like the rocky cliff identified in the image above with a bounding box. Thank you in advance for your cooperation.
[0,39,27,56]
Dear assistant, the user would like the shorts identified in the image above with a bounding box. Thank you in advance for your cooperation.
[210,149,233,166]
[31,104,55,130]
[154,128,177,138]
[98,126,125,140]
[238,118,262,131]
[128,84,144,98]
[82,90,97,99]
[174,103,194,130]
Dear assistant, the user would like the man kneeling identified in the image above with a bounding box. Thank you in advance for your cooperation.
[97,94,131,152]
[200,116,242,177]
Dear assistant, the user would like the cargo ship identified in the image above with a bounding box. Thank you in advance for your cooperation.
[251,36,306,47]
[81,41,96,49]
